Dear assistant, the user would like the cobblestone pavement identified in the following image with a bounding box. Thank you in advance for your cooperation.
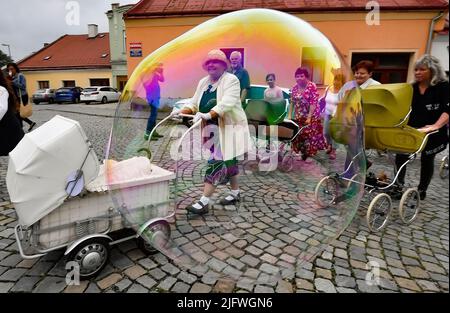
[0,103,448,293]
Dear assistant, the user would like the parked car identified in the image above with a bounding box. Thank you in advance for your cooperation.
[81,86,121,104]
[32,89,56,104]
[55,87,83,104]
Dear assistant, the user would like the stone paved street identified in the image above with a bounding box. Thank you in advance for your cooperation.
[0,103,448,293]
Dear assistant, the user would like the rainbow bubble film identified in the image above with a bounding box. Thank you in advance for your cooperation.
[106,9,366,286]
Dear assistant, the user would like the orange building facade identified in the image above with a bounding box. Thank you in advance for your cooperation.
[123,1,448,99]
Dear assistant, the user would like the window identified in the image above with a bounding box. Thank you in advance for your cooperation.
[90,78,110,86]
[351,53,411,84]
[220,48,245,67]
[63,80,76,87]
[38,81,49,89]
[301,47,326,85]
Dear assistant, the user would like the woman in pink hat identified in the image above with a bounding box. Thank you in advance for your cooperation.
[174,49,251,215]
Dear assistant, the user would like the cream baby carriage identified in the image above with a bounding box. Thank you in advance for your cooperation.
[314,83,438,232]
[7,115,175,279]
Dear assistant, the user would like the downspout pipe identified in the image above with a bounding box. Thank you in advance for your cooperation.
[426,11,444,54]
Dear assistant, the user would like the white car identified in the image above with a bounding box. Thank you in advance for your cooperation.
[81,86,121,104]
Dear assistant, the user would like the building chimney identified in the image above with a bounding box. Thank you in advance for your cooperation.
[44,43,49,47]
[88,24,98,38]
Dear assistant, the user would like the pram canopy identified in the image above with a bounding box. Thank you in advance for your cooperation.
[361,83,427,153]
[330,83,427,154]
[361,83,413,127]
[6,115,100,227]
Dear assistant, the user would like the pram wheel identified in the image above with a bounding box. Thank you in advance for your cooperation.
[257,156,276,176]
[314,176,339,208]
[280,152,294,172]
[366,193,392,232]
[138,218,171,253]
[398,188,420,224]
[67,237,110,279]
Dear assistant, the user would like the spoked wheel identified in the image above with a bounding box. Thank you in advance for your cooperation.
[67,238,110,280]
[398,187,420,224]
[257,156,277,176]
[314,176,340,208]
[439,156,449,179]
[366,193,392,232]
[138,218,171,253]
[346,173,364,199]
[280,152,294,172]
[257,141,279,175]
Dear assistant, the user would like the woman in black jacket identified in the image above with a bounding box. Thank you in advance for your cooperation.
[395,54,449,200]
[0,70,24,156]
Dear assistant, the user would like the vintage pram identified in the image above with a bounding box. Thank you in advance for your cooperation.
[241,87,305,174]
[314,83,438,232]
[7,115,176,279]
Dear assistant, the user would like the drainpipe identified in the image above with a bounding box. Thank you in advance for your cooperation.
[426,11,444,54]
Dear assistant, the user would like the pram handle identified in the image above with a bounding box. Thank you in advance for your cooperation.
[179,113,195,118]
[146,113,196,159]
[413,130,439,157]
[173,118,202,214]
[282,119,309,142]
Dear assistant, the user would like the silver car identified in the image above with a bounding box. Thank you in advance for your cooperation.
[32,88,56,104]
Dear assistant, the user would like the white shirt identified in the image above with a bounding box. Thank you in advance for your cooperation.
[338,78,381,102]
[0,86,9,121]
[325,89,339,116]
[264,86,284,102]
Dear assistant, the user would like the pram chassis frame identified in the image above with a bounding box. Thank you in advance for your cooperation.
[316,130,438,232]
[14,197,173,260]
[337,130,437,191]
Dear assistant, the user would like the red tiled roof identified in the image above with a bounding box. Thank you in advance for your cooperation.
[125,0,449,18]
[18,33,111,71]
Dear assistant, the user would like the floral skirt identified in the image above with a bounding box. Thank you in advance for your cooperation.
[203,120,239,185]
[204,158,239,185]
[292,117,328,156]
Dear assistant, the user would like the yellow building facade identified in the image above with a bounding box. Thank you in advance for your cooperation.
[23,69,113,96]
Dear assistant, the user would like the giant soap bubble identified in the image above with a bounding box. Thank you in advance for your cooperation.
[106,9,365,288]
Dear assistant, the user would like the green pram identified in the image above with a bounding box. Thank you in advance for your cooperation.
[243,86,304,174]
[315,83,437,232]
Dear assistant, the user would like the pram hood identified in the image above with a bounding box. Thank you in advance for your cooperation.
[6,115,100,227]
[361,83,413,127]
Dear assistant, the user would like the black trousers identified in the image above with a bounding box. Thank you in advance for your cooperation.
[395,153,436,192]
[18,94,34,126]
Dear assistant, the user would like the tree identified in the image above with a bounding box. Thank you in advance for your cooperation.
[0,50,13,68]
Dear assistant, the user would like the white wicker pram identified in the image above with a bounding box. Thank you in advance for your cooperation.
[7,115,175,278]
